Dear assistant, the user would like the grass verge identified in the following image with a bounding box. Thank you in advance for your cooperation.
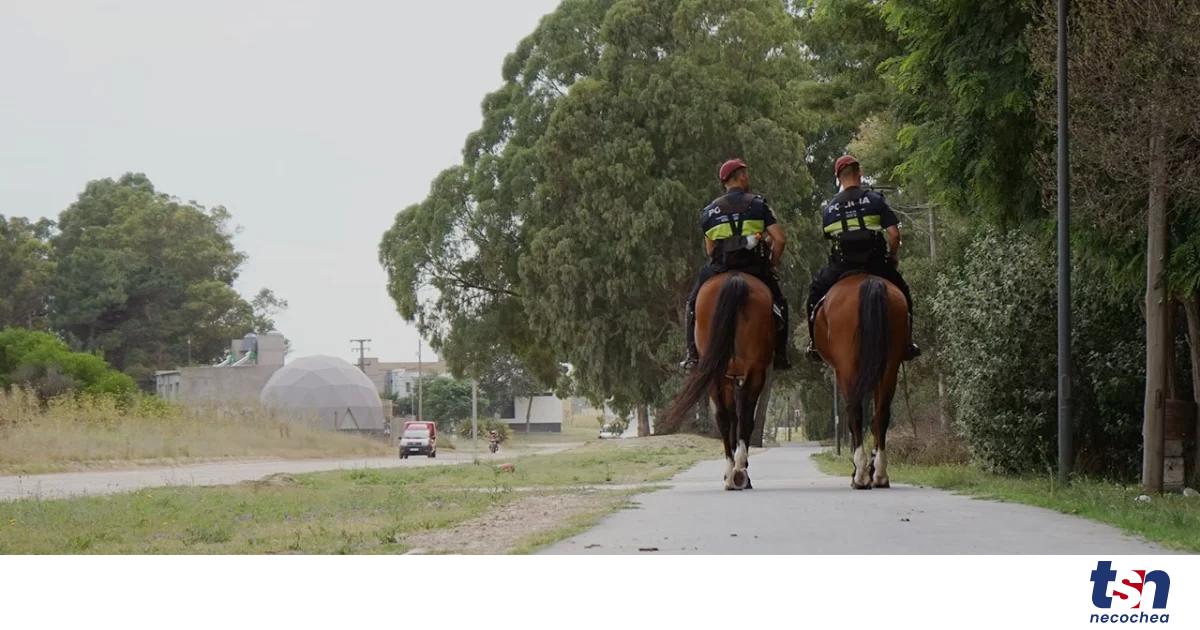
[812,450,1200,552]
[0,434,717,554]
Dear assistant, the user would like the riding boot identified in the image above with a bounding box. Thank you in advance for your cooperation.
[679,302,699,370]
[805,303,821,362]
[773,302,791,370]
[904,313,922,361]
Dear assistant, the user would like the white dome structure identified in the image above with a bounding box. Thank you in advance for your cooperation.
[260,355,385,431]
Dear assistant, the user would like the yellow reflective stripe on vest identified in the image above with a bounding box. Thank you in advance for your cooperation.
[707,219,766,241]
[824,214,882,235]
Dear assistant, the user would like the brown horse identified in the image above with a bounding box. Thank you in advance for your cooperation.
[666,271,775,490]
[812,273,906,489]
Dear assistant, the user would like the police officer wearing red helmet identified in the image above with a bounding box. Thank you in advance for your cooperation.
[680,158,792,371]
[805,155,920,361]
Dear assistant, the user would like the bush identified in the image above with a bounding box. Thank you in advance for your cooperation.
[0,328,136,403]
[932,229,1145,477]
[456,417,512,442]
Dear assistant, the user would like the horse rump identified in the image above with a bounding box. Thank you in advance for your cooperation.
[663,273,748,427]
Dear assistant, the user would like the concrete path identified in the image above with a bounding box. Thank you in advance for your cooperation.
[0,443,578,502]
[543,443,1166,554]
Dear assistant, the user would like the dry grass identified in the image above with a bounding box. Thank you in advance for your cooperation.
[0,389,391,475]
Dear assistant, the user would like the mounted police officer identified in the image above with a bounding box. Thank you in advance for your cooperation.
[680,158,792,371]
[805,155,921,361]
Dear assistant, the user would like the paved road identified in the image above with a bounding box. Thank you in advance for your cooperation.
[543,443,1165,554]
[0,443,577,502]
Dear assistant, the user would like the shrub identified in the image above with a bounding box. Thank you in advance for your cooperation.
[932,229,1145,477]
[0,328,136,403]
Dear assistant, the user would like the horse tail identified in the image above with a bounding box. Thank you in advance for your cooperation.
[852,276,889,404]
[663,273,748,427]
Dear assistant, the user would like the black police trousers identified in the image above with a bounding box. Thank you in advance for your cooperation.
[685,261,788,355]
[806,257,913,325]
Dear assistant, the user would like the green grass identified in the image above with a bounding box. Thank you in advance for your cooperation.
[812,450,1200,552]
[0,434,717,554]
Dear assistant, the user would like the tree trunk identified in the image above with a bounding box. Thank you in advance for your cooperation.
[751,371,773,447]
[636,404,650,437]
[524,395,534,434]
[1142,136,1169,493]
[1183,295,1200,484]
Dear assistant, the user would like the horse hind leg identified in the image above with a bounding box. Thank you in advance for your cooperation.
[735,374,763,490]
[728,377,751,490]
[715,386,739,491]
[871,390,894,489]
[848,398,872,490]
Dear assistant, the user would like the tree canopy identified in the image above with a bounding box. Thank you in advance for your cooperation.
[1,173,282,385]
[381,0,822,415]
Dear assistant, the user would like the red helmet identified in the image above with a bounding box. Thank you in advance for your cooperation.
[834,154,860,177]
[718,158,748,182]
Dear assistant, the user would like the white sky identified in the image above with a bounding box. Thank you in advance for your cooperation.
[0,0,561,363]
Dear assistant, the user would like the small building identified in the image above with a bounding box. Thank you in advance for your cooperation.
[380,361,447,398]
[154,332,286,406]
[501,394,565,433]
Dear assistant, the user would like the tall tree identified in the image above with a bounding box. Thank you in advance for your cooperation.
[383,0,819,420]
[51,173,276,382]
[0,216,55,330]
[380,0,611,391]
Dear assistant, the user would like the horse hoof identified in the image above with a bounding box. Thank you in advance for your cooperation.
[731,470,748,490]
[851,481,873,490]
[744,476,753,490]
[874,480,890,489]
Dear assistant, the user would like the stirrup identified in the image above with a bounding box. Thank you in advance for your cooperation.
[679,354,699,370]
[903,343,922,361]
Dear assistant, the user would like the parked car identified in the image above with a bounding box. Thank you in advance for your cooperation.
[398,424,437,458]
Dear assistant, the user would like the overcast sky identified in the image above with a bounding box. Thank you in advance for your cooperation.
[0,0,561,364]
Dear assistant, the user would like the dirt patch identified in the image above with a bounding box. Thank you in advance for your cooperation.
[400,491,627,554]
[240,473,300,488]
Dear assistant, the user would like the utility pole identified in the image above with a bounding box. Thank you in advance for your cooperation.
[417,337,424,423]
[350,338,371,372]
[1055,0,1073,485]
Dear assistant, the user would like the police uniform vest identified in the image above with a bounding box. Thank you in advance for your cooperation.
[700,190,775,264]
[821,187,897,264]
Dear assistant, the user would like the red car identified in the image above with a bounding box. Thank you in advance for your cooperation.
[398,421,437,458]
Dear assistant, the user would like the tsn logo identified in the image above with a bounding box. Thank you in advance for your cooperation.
[1089,561,1171,625]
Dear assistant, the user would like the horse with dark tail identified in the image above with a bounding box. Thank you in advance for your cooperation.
[812,274,906,489]
[665,271,775,490]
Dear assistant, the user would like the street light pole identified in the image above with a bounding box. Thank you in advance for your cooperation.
[1056,0,1073,484]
